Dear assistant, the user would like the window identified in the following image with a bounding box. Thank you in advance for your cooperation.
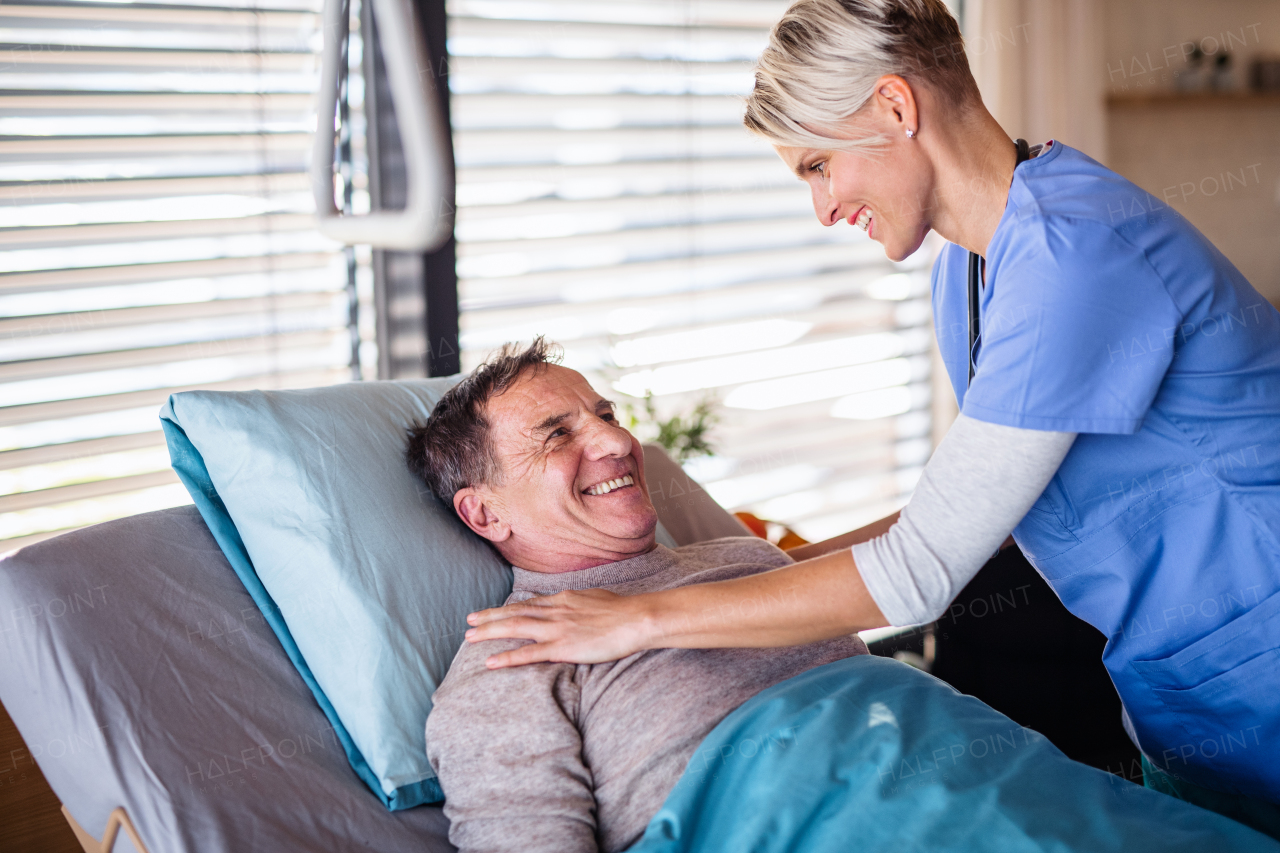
[448,0,937,541]
[0,0,373,551]
[2,0,948,554]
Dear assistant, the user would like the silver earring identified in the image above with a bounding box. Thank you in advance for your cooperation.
[905,128,916,139]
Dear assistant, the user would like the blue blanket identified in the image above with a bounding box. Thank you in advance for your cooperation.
[630,656,1277,852]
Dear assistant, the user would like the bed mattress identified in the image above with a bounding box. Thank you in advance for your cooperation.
[0,505,455,852]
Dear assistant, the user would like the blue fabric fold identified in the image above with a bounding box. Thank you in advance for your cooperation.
[632,656,1278,852]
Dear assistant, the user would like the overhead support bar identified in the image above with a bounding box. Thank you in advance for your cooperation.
[312,0,454,251]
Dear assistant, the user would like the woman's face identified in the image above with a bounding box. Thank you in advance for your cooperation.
[774,79,937,262]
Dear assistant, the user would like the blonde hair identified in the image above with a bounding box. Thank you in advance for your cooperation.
[744,0,979,153]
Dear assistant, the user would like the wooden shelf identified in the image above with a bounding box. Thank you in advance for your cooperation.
[1108,90,1280,107]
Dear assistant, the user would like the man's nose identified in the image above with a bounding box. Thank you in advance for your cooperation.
[582,417,632,459]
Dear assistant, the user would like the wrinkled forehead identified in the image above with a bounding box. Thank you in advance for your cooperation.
[485,364,602,444]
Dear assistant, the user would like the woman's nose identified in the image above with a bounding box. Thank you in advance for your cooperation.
[812,183,841,227]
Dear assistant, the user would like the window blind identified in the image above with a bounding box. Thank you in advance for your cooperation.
[449,0,937,542]
[0,0,372,552]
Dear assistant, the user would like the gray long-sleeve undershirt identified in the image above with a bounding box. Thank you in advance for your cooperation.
[852,413,1077,627]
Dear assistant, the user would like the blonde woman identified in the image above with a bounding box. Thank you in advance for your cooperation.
[465,0,1280,834]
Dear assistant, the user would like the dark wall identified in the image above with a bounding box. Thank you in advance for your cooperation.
[869,546,1143,782]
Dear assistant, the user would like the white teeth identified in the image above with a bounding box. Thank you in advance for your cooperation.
[855,208,872,231]
[587,474,634,496]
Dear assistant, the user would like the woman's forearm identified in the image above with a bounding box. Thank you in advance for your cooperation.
[637,547,888,650]
[467,547,890,668]
[783,511,900,562]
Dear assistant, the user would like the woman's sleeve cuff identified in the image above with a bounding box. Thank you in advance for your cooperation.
[851,539,931,629]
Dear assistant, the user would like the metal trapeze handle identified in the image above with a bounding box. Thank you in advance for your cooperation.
[311,0,454,250]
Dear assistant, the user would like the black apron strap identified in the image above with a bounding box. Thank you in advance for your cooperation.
[968,137,1032,386]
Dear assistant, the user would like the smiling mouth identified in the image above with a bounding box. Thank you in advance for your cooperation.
[584,474,635,496]
[851,206,872,232]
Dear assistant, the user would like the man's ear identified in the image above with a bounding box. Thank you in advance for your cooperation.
[454,488,512,543]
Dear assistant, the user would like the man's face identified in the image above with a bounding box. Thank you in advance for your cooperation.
[453,364,659,573]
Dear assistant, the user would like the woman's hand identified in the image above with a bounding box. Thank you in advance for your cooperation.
[465,589,656,669]
[465,548,887,668]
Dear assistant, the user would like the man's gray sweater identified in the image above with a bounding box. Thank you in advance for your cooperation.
[426,536,869,853]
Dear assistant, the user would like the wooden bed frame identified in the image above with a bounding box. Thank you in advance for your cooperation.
[62,806,152,853]
[0,700,151,853]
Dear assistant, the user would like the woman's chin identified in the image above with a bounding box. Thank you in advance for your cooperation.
[884,231,927,262]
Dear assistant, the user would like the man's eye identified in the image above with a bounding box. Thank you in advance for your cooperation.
[601,412,616,423]
[549,427,567,439]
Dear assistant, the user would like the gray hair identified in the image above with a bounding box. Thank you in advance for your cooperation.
[406,337,562,503]
[743,0,979,154]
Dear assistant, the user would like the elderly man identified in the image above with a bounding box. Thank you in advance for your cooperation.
[407,339,868,853]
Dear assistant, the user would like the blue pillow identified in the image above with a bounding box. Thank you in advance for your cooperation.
[160,378,514,809]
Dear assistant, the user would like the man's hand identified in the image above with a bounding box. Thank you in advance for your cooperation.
[466,589,656,669]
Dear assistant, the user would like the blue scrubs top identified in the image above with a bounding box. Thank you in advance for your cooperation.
[932,141,1280,801]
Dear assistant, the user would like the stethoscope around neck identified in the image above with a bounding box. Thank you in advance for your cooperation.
[967,137,1032,387]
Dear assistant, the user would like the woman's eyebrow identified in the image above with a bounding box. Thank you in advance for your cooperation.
[790,152,819,179]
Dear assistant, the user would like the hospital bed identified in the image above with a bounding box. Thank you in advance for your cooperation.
[0,444,743,853]
[5,439,1277,852]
